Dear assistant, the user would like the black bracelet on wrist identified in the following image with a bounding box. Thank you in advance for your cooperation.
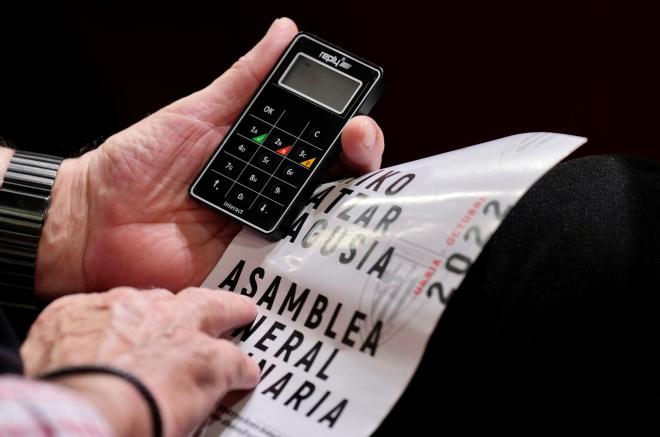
[0,150,63,309]
[38,365,164,437]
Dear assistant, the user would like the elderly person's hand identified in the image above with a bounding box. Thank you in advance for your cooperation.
[33,17,385,300]
[21,287,258,437]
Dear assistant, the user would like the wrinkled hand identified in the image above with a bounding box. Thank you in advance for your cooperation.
[21,287,259,437]
[35,18,385,299]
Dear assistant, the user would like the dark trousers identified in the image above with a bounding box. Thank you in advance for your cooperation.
[375,155,660,433]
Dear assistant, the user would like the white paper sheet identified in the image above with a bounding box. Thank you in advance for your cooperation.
[198,132,586,437]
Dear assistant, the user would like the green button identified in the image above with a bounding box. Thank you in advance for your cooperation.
[252,133,268,144]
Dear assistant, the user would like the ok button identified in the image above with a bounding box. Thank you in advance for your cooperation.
[257,103,282,123]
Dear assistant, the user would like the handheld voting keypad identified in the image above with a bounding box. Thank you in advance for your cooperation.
[189,32,383,239]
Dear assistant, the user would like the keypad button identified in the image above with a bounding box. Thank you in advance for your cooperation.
[253,102,283,124]
[224,185,257,214]
[288,143,319,170]
[223,137,258,161]
[237,166,269,192]
[250,86,285,124]
[252,149,283,173]
[275,162,307,187]
[211,151,246,179]
[252,196,285,230]
[192,172,231,202]
[237,116,271,145]
[301,124,332,148]
[263,128,296,154]
[263,179,296,205]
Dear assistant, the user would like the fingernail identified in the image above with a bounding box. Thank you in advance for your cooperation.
[247,358,262,385]
[361,120,377,151]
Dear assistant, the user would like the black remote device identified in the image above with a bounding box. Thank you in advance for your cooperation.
[189,32,383,240]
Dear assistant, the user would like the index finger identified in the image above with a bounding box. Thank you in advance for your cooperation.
[177,287,257,337]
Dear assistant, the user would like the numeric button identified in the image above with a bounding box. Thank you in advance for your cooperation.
[211,151,246,179]
[275,162,307,187]
[225,185,257,214]
[263,128,296,154]
[223,138,257,161]
[263,179,296,204]
[238,166,269,191]
[289,143,319,170]
[252,149,283,173]
[238,117,271,145]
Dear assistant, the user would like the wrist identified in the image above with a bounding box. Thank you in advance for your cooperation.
[51,373,152,437]
[0,147,15,183]
[35,155,90,299]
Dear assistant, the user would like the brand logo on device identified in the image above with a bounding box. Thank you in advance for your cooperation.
[319,51,352,70]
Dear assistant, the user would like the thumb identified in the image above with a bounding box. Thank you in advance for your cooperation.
[173,18,298,126]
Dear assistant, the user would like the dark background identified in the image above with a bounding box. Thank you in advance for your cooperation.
[1,1,658,165]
